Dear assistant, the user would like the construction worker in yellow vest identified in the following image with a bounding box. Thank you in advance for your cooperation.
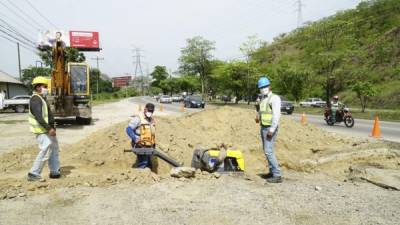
[126,103,156,168]
[255,77,282,183]
[27,76,60,181]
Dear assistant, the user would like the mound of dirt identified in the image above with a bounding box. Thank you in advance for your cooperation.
[0,107,399,198]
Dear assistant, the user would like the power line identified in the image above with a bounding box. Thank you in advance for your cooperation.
[0,34,38,54]
[23,0,58,29]
[0,11,37,38]
[0,20,36,46]
[4,0,47,30]
[0,1,42,32]
[0,27,37,50]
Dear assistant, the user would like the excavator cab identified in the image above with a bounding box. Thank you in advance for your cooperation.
[68,63,90,96]
[67,62,91,124]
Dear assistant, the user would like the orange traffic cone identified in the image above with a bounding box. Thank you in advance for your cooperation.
[180,103,185,113]
[300,112,307,125]
[159,104,164,112]
[370,114,381,138]
[138,104,142,112]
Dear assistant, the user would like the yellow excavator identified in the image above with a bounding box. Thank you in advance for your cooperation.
[45,36,92,124]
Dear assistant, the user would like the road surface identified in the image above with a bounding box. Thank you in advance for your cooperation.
[130,96,210,113]
[291,113,399,143]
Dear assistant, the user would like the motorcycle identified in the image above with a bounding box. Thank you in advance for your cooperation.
[324,106,355,128]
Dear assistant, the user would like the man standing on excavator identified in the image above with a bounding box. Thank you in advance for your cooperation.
[126,103,156,169]
[255,77,282,183]
[27,76,61,181]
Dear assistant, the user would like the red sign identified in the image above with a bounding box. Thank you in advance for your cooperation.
[69,31,100,51]
[112,76,131,88]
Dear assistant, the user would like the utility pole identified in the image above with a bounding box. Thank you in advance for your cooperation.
[90,56,104,96]
[132,47,145,95]
[17,43,21,80]
[295,0,304,27]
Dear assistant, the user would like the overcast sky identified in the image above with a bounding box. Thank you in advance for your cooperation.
[0,0,361,78]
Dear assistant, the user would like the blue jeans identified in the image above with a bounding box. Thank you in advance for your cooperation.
[136,155,152,169]
[132,143,153,169]
[260,127,281,177]
[30,134,60,176]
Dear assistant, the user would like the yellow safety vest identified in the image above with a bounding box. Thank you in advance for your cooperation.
[136,114,156,146]
[259,93,275,126]
[28,94,49,134]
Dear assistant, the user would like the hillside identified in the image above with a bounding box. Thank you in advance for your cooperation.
[252,0,400,109]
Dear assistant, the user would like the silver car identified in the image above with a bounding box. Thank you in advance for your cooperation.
[159,95,172,103]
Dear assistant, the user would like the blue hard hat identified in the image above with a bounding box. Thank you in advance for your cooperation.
[258,77,270,89]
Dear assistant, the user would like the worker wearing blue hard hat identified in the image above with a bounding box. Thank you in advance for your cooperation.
[255,76,282,183]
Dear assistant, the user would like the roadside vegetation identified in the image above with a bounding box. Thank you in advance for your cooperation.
[150,0,399,108]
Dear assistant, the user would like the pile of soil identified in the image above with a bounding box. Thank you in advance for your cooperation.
[0,107,399,198]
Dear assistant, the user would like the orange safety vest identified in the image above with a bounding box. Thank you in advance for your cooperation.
[136,114,156,146]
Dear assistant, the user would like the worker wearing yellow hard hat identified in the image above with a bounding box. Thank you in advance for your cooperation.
[27,76,61,181]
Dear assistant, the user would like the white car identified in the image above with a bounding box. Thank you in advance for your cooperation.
[299,98,326,108]
[159,95,172,104]
[3,95,31,113]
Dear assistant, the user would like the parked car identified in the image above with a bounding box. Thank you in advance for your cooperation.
[159,95,172,104]
[172,95,183,102]
[184,95,205,108]
[3,95,31,113]
[221,95,231,103]
[299,98,326,108]
[280,96,294,115]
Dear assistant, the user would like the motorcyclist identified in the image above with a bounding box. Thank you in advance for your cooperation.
[330,95,344,123]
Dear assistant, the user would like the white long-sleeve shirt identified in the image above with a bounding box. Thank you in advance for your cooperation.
[259,92,281,133]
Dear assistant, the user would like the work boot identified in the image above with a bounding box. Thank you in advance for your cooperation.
[27,173,43,182]
[261,173,273,179]
[49,173,61,179]
[266,176,282,183]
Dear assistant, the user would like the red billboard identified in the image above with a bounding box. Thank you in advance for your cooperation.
[112,76,131,88]
[69,31,100,51]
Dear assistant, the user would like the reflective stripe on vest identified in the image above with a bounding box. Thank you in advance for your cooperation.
[259,93,275,126]
[137,114,156,146]
[28,94,49,134]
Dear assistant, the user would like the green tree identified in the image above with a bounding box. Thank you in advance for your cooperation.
[240,35,263,104]
[150,65,169,89]
[212,61,250,103]
[21,66,52,92]
[351,81,377,112]
[39,47,86,67]
[90,68,113,93]
[179,36,215,97]
[276,64,311,102]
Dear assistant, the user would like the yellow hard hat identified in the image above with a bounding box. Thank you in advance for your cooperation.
[32,76,49,86]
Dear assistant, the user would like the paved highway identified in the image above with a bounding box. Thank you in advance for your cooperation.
[130,96,208,114]
[291,113,399,142]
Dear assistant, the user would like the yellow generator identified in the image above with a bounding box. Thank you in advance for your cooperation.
[191,148,245,172]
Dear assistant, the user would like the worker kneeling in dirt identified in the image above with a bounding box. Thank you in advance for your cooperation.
[126,103,156,169]
[27,76,61,181]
